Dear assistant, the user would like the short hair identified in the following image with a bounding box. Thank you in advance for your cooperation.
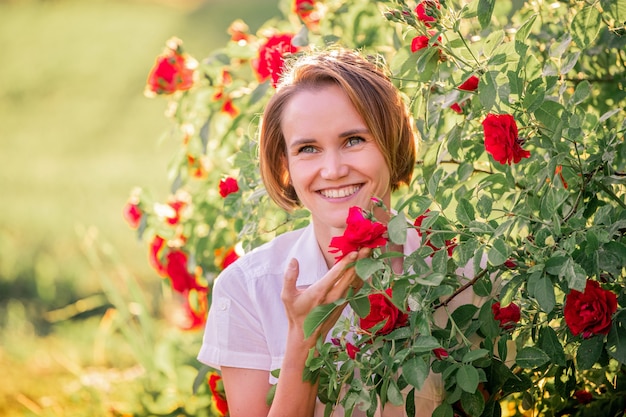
[259,48,417,212]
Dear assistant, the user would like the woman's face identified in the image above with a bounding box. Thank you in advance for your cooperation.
[281,84,391,235]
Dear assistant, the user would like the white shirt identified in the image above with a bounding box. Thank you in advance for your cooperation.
[198,222,486,416]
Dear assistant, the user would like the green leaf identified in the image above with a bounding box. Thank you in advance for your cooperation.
[538,327,566,367]
[456,198,475,225]
[403,355,429,389]
[476,195,493,218]
[388,212,407,245]
[607,311,626,364]
[570,80,591,105]
[516,346,550,369]
[535,275,556,313]
[487,238,510,266]
[432,403,454,417]
[460,389,485,417]
[457,364,480,393]
[387,379,404,406]
[355,257,385,280]
[515,14,538,42]
[482,30,504,58]
[477,0,496,29]
[571,5,602,48]
[350,295,371,318]
[462,348,490,364]
[576,336,604,370]
[303,303,337,339]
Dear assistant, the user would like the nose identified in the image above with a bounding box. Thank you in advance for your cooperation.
[320,150,349,180]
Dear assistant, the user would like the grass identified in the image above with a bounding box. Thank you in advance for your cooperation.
[0,0,278,415]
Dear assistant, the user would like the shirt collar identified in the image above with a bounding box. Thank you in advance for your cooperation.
[289,223,329,288]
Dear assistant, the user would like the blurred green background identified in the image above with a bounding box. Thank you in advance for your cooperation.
[0,0,276,415]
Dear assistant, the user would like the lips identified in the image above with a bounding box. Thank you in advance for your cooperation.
[318,184,361,198]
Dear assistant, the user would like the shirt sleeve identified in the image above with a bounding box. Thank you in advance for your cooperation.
[197,263,272,371]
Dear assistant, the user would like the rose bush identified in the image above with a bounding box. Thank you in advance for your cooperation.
[123,0,626,416]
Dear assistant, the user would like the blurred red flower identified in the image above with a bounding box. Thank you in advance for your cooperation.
[415,0,440,27]
[149,235,168,276]
[221,246,240,270]
[329,206,388,261]
[123,201,142,229]
[165,249,204,293]
[413,210,456,256]
[360,288,408,335]
[146,38,195,95]
[574,389,593,404]
[165,200,185,225]
[252,33,299,87]
[492,301,521,330]
[564,280,617,338]
[219,177,239,198]
[208,372,229,416]
[482,113,530,165]
[181,288,208,331]
[294,0,321,29]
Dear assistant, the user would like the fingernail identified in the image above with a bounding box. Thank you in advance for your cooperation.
[288,258,297,269]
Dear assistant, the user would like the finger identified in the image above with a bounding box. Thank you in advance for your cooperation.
[280,258,299,302]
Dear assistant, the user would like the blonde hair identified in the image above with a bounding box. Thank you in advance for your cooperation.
[259,48,417,211]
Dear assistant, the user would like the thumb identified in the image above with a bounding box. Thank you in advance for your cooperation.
[281,258,299,297]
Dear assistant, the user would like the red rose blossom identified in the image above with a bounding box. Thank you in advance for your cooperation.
[415,0,440,27]
[450,102,463,114]
[208,372,229,416]
[564,280,617,338]
[146,39,195,95]
[149,235,168,276]
[123,201,142,229]
[360,288,408,335]
[458,75,479,92]
[219,177,239,198]
[413,210,456,256]
[165,249,204,293]
[294,0,321,29]
[252,33,299,88]
[433,347,449,360]
[329,206,388,261]
[221,247,240,270]
[181,288,208,331]
[573,389,593,405]
[482,113,531,165]
[492,301,521,330]
[346,342,360,359]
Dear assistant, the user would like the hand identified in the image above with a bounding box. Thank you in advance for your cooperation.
[281,247,371,344]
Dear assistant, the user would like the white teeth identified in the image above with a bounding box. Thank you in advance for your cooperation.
[319,185,361,198]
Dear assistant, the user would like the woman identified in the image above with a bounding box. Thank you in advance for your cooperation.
[198,48,449,416]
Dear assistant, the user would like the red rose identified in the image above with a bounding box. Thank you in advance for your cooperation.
[329,206,388,261]
[573,389,593,405]
[450,102,463,114]
[123,201,142,229]
[492,301,521,330]
[165,249,204,293]
[433,347,449,360]
[360,288,408,335]
[219,177,239,198]
[208,372,229,416]
[294,0,321,29]
[146,39,195,95]
[564,280,617,338]
[413,210,456,256]
[346,342,360,359]
[149,235,168,276]
[165,200,185,225]
[415,0,440,27]
[410,33,443,60]
[482,113,531,165]
[252,33,299,87]
[458,75,479,92]
[181,288,208,331]
[221,246,240,270]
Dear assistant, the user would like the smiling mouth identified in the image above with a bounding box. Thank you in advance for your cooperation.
[319,185,362,199]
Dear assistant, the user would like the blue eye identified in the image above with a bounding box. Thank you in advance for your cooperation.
[298,145,316,153]
[347,136,365,147]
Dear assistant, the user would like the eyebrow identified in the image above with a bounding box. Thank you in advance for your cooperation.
[287,128,371,149]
